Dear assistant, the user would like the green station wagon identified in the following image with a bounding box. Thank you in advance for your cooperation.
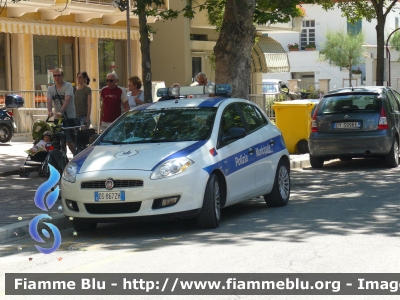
[308,86,400,168]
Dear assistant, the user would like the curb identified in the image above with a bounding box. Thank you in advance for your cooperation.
[290,158,310,169]
[0,213,72,244]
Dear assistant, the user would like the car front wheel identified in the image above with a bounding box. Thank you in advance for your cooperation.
[196,173,221,229]
[264,160,290,207]
[385,138,399,168]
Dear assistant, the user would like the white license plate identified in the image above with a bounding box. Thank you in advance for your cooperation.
[333,122,361,129]
[94,191,125,202]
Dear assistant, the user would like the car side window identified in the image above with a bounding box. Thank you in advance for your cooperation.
[237,103,268,133]
[386,90,400,113]
[218,104,244,148]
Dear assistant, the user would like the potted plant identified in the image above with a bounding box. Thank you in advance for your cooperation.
[305,43,316,51]
[296,5,306,17]
[288,43,299,51]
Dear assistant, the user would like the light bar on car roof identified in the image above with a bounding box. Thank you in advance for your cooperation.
[156,84,232,98]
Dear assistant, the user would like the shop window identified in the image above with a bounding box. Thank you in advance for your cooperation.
[98,39,126,88]
[33,36,58,89]
[0,33,7,91]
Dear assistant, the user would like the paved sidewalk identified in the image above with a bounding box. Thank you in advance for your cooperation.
[0,135,310,243]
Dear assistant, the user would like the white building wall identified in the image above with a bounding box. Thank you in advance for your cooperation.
[263,4,400,92]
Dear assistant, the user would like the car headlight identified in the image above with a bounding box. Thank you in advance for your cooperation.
[63,162,77,183]
[150,158,194,179]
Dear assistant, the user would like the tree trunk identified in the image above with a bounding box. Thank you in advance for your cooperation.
[138,8,153,102]
[214,0,256,99]
[375,13,386,86]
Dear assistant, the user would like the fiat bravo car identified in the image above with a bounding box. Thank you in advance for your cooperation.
[308,86,400,168]
[61,84,291,231]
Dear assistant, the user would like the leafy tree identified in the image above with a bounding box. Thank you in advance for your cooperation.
[318,0,399,86]
[319,30,365,83]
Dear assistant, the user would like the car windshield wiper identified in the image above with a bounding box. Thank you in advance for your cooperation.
[100,140,127,144]
[147,138,181,143]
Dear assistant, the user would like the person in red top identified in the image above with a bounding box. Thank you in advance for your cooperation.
[100,72,129,131]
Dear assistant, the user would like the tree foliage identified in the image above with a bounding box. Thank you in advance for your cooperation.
[319,30,365,81]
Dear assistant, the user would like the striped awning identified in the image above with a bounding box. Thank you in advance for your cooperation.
[251,36,290,73]
[0,17,140,40]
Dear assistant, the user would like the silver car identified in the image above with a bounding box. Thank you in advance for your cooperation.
[308,86,400,168]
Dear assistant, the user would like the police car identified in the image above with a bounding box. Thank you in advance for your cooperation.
[61,84,291,231]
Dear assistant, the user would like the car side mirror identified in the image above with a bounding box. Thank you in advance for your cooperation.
[89,134,100,144]
[222,127,246,143]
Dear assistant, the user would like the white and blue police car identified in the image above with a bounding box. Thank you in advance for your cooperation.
[61,84,290,231]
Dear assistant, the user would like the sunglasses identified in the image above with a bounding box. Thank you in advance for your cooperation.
[106,79,114,82]
[53,74,62,77]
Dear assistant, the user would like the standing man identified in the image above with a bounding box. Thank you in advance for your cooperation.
[47,68,77,154]
[190,72,215,97]
[100,72,129,131]
[192,72,215,86]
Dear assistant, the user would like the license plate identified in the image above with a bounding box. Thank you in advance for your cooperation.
[94,191,125,202]
[333,122,361,129]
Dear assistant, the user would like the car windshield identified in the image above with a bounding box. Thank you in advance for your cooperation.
[320,93,382,114]
[100,107,217,144]
[262,83,278,93]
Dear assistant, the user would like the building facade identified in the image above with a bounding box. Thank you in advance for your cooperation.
[264,3,400,91]
[0,0,160,131]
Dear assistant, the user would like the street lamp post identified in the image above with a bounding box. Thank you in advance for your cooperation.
[385,28,400,87]
[112,0,132,78]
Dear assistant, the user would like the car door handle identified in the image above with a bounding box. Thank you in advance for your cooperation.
[269,140,275,146]
[248,148,254,154]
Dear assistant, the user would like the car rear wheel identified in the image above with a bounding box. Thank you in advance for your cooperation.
[71,219,97,231]
[309,154,324,168]
[264,160,290,207]
[196,173,221,229]
[0,124,12,143]
[385,138,399,168]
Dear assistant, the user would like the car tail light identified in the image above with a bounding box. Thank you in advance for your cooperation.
[378,106,388,130]
[311,106,318,132]
[7,111,13,117]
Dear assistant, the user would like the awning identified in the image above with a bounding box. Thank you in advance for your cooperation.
[251,36,290,73]
[0,17,140,40]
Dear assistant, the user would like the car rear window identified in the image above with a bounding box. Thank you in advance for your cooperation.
[319,93,382,114]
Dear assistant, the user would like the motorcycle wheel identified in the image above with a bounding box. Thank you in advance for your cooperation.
[0,124,12,143]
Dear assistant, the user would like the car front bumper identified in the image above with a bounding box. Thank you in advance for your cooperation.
[61,168,209,222]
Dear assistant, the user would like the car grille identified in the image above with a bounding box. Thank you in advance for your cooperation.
[81,180,143,189]
[85,202,142,214]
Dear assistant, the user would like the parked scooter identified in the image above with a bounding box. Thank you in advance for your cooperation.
[0,94,24,143]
